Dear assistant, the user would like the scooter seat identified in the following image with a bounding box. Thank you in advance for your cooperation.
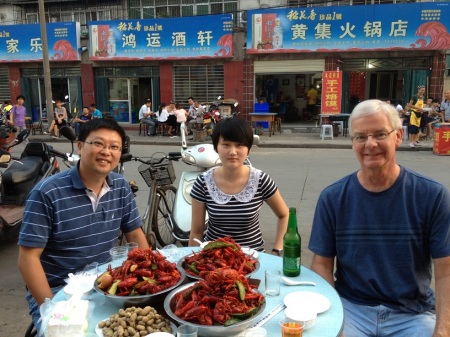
[3,156,44,185]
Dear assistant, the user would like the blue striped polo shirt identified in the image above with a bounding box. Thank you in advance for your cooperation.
[18,164,142,287]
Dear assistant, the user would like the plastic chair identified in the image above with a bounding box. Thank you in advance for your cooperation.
[333,121,343,135]
[320,124,333,140]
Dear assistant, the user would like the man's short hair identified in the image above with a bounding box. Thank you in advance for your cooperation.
[78,118,126,145]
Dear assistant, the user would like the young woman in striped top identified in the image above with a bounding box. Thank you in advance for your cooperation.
[189,118,288,254]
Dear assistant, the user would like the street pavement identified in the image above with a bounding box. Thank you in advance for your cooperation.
[29,121,436,151]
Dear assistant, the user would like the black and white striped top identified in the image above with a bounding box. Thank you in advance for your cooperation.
[190,166,277,251]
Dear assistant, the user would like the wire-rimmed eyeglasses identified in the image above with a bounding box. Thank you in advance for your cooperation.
[351,130,396,143]
[84,140,122,153]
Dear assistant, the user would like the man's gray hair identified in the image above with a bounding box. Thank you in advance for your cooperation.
[349,99,402,135]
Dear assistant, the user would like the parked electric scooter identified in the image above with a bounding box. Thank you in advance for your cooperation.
[0,127,75,242]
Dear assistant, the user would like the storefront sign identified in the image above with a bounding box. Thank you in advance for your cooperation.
[0,22,80,62]
[321,71,342,115]
[246,2,450,53]
[433,123,450,155]
[89,14,233,60]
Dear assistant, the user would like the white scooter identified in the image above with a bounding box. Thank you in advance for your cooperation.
[169,122,221,244]
[168,121,259,246]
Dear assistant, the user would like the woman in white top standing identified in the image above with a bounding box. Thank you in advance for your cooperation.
[175,103,187,135]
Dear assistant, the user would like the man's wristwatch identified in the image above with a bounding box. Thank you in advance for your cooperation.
[272,248,283,256]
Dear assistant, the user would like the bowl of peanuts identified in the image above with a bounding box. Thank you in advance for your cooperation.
[96,306,176,337]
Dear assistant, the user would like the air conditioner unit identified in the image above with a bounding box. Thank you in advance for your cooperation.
[240,11,247,24]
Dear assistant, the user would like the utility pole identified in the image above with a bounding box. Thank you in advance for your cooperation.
[38,0,53,125]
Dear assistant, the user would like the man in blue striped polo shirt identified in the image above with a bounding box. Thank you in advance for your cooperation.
[17,118,149,332]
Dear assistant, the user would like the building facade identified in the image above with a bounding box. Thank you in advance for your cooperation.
[0,0,449,123]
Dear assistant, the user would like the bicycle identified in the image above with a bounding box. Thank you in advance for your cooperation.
[123,152,182,248]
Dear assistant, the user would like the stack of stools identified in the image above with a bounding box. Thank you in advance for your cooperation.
[402,125,408,141]
[320,124,334,140]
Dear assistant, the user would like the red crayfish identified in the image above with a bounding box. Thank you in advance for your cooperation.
[184,237,258,278]
[174,268,265,326]
[96,248,181,296]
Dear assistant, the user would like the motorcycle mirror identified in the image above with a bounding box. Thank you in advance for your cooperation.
[234,102,239,107]
[64,95,69,100]
[60,126,77,155]
[120,153,132,163]
[60,125,76,142]
[16,129,30,143]
[217,96,222,100]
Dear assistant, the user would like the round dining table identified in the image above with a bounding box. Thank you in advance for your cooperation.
[53,247,344,337]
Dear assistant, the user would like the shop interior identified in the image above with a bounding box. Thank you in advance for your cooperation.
[255,72,322,122]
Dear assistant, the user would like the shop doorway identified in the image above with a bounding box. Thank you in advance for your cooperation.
[26,76,81,122]
[97,77,153,123]
[369,71,397,101]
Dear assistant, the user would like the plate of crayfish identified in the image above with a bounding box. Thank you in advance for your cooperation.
[164,268,266,337]
[178,237,260,280]
[94,248,186,307]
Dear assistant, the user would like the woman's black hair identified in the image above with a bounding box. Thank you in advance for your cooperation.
[78,118,126,145]
[159,103,166,114]
[211,118,253,151]
[16,94,25,101]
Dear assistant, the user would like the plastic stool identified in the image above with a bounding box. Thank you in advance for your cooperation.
[139,121,149,136]
[320,124,333,140]
[402,125,408,141]
[274,117,282,134]
[334,121,344,135]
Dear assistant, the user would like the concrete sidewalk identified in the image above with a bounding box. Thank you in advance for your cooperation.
[30,122,434,151]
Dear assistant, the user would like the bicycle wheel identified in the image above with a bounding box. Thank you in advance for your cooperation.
[153,185,177,247]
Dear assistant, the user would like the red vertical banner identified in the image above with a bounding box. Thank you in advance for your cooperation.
[321,71,343,115]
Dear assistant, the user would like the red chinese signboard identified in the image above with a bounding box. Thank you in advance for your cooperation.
[321,71,342,115]
[433,123,450,155]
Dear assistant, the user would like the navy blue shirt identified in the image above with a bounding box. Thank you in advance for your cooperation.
[19,164,142,287]
[309,166,450,313]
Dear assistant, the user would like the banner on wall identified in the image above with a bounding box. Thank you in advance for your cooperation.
[88,14,233,60]
[246,2,450,54]
[321,71,342,115]
[0,22,80,62]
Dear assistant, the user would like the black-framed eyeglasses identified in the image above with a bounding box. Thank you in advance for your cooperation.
[351,130,396,144]
[85,140,122,153]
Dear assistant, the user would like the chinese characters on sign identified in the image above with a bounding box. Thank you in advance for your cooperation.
[247,3,450,53]
[321,71,342,115]
[433,124,450,155]
[89,14,233,60]
[0,22,80,62]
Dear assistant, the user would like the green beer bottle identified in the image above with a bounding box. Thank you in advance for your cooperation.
[283,207,301,277]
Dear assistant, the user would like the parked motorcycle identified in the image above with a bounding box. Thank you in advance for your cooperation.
[0,126,75,242]
[211,97,240,120]
[0,124,22,155]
